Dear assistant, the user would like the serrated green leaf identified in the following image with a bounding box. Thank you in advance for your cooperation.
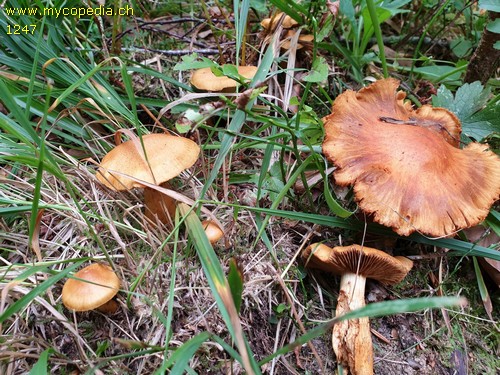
[462,101,500,140]
[451,82,489,121]
[432,85,454,108]
[432,82,498,141]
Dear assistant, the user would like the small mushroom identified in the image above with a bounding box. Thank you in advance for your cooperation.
[260,12,299,31]
[62,263,120,313]
[322,78,500,237]
[202,219,224,244]
[302,243,413,375]
[190,65,258,93]
[96,133,200,225]
[281,30,314,50]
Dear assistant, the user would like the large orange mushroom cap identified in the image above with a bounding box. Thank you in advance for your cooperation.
[323,78,500,237]
[97,134,200,191]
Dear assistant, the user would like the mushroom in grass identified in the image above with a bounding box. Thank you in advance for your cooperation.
[302,243,413,375]
[97,133,200,226]
[202,219,224,244]
[62,263,120,313]
[190,65,258,93]
[260,12,299,31]
[281,30,314,50]
[322,78,500,237]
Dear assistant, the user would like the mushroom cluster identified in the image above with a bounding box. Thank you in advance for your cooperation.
[322,78,500,237]
[302,243,413,375]
[260,12,313,51]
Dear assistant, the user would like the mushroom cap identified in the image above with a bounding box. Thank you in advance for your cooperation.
[322,78,500,237]
[285,30,314,43]
[190,66,258,92]
[261,12,299,31]
[97,134,200,191]
[62,263,120,311]
[302,243,413,285]
[202,219,224,244]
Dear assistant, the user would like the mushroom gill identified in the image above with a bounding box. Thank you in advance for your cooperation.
[322,78,500,237]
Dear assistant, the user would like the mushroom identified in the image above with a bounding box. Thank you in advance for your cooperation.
[190,65,258,93]
[281,30,314,50]
[302,243,413,375]
[96,133,200,226]
[322,78,500,237]
[202,219,224,244]
[260,12,299,31]
[62,263,120,313]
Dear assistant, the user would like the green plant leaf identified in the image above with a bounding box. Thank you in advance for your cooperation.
[479,0,500,12]
[173,54,216,71]
[432,82,499,141]
[485,210,500,236]
[0,261,85,324]
[259,296,464,366]
[473,257,493,320]
[486,18,500,33]
[164,332,211,375]
[303,56,328,83]
[29,348,54,375]
[228,258,244,314]
[179,204,260,374]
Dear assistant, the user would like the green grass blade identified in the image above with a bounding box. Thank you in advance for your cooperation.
[199,41,274,199]
[472,257,493,319]
[259,296,464,365]
[179,203,261,375]
[160,332,211,374]
[268,0,306,22]
[29,348,53,375]
[0,260,85,324]
[215,204,500,260]
[365,0,388,77]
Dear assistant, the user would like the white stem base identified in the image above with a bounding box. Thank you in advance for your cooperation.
[332,273,373,375]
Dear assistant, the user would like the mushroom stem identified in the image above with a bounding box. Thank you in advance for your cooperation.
[332,273,373,375]
[144,185,177,226]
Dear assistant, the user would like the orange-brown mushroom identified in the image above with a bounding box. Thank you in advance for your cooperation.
[202,219,224,244]
[97,133,200,225]
[302,243,413,375]
[190,66,258,93]
[260,12,299,31]
[322,78,500,237]
[62,263,120,313]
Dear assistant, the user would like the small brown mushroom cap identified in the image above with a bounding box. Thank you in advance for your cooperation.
[261,12,299,31]
[202,220,224,244]
[62,263,120,312]
[97,134,200,191]
[322,78,500,237]
[190,66,258,92]
[302,243,413,285]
